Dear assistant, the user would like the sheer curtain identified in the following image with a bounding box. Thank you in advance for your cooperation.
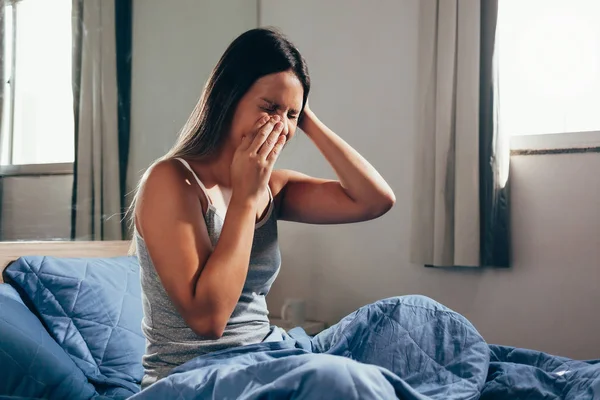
[410,0,509,268]
[71,0,131,241]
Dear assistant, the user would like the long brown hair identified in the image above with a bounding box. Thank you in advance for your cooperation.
[127,28,310,252]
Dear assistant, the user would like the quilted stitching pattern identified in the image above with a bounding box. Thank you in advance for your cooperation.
[314,295,490,399]
[0,283,97,399]
[5,256,145,398]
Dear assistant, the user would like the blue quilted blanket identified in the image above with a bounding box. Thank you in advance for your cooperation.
[481,345,600,399]
[3,255,145,399]
[129,296,600,400]
[3,256,600,399]
[131,295,489,400]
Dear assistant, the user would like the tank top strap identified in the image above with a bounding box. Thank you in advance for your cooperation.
[175,158,212,205]
[175,157,274,210]
[266,183,273,202]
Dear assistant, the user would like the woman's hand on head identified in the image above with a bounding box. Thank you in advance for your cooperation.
[299,100,313,132]
[231,114,286,205]
[303,99,311,113]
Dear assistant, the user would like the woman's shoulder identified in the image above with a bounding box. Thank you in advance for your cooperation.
[269,169,309,197]
[269,169,304,213]
[269,169,290,201]
[135,158,205,235]
[141,158,184,186]
[137,159,196,202]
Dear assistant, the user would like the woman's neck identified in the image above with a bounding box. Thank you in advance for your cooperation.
[188,145,235,188]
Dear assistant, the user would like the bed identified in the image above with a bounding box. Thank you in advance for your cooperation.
[1,241,598,399]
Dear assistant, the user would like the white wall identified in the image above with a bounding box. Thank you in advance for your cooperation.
[127,0,258,194]
[0,175,72,241]
[260,0,600,360]
[125,0,600,359]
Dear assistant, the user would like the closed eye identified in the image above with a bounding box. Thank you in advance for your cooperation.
[260,106,277,113]
[260,99,300,121]
[260,106,297,121]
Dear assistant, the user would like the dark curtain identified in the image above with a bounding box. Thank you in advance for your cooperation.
[70,0,83,240]
[115,0,132,239]
[479,0,510,267]
[0,1,5,241]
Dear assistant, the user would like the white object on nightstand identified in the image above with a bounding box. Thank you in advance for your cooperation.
[269,317,326,336]
[281,298,306,326]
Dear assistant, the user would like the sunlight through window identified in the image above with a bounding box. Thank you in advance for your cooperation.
[2,0,73,165]
[497,0,600,136]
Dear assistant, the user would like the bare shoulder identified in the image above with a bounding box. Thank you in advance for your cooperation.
[135,159,202,236]
[140,158,186,186]
[269,169,312,196]
[137,159,190,207]
[269,169,291,198]
[270,169,327,217]
[272,167,329,186]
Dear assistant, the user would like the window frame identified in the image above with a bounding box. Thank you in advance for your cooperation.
[0,162,73,177]
[2,0,17,167]
[510,131,600,155]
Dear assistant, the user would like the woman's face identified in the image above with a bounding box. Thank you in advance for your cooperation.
[228,70,304,148]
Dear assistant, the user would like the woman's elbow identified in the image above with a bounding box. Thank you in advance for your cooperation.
[382,190,396,212]
[186,314,226,340]
[195,325,224,340]
[368,190,396,219]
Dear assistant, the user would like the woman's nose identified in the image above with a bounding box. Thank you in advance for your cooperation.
[278,115,290,136]
[282,122,291,137]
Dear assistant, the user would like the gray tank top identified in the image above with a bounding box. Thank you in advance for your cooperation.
[136,158,282,388]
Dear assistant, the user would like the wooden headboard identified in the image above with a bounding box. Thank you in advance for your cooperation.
[0,241,131,283]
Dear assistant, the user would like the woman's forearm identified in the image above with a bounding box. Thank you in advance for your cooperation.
[301,109,396,208]
[191,195,256,338]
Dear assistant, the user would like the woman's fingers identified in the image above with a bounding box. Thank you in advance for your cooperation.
[267,134,286,164]
[249,116,279,153]
[239,115,270,151]
[258,121,284,158]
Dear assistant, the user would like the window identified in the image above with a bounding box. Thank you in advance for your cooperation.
[498,0,600,140]
[1,0,74,167]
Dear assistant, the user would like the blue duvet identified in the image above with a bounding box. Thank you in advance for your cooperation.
[132,296,489,400]
[482,345,600,399]
[4,255,600,399]
[130,295,600,400]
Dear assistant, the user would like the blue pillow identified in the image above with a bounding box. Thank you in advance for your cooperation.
[4,256,144,397]
[0,283,97,399]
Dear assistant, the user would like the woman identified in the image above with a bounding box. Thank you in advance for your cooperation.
[132,27,397,388]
